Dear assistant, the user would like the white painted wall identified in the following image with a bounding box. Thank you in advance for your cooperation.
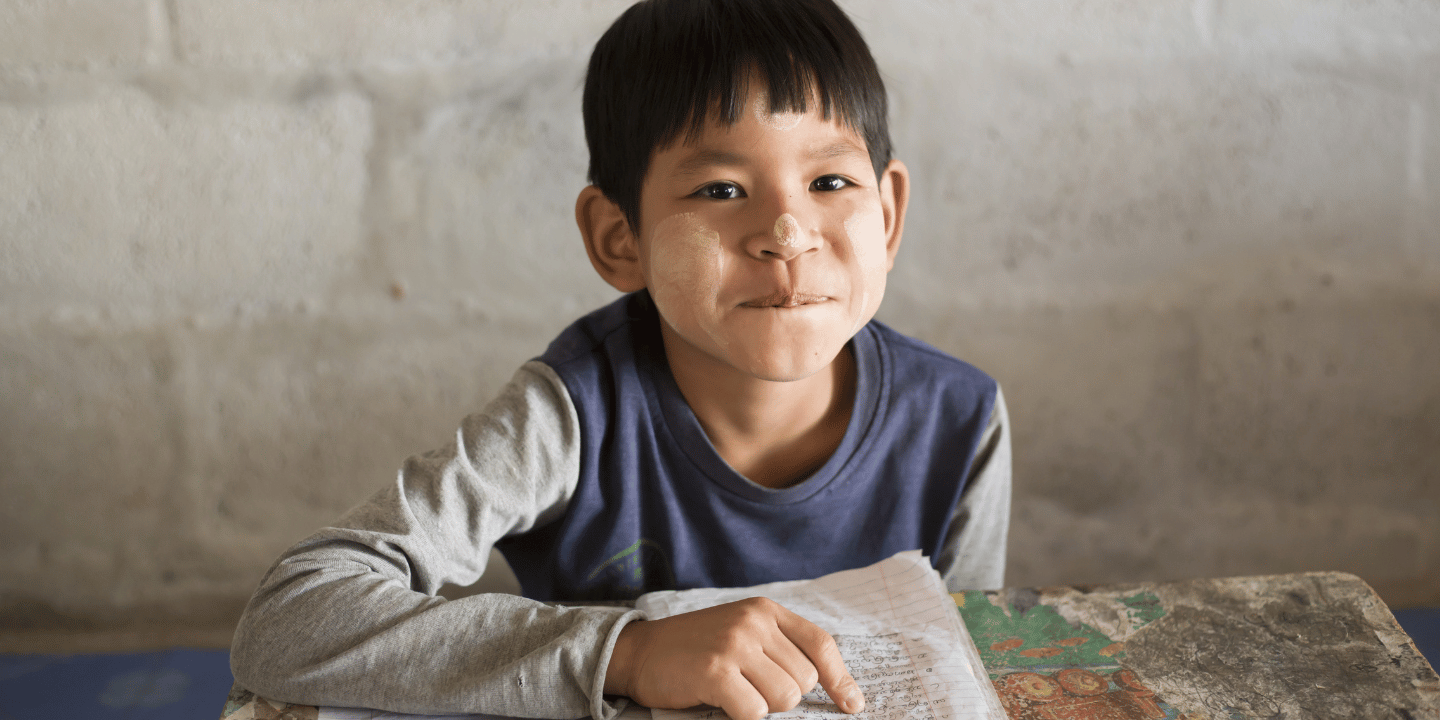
[1,0,1436,629]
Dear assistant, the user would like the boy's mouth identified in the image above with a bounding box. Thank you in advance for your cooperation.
[739,292,829,308]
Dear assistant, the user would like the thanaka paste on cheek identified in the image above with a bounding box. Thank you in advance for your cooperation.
[648,213,730,348]
[844,205,887,336]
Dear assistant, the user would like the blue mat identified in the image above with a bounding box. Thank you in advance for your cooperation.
[1395,607,1440,670]
[0,649,232,720]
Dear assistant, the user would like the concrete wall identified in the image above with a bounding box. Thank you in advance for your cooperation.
[1,0,1437,637]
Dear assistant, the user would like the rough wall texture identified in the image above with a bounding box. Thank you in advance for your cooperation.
[1,0,1436,635]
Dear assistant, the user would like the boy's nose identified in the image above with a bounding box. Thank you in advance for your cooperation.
[747,211,820,261]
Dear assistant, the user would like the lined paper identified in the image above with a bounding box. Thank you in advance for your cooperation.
[638,551,1005,720]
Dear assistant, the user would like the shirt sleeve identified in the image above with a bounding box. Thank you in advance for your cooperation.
[229,360,642,720]
[936,384,1012,592]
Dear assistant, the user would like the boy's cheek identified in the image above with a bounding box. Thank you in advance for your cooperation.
[843,205,887,269]
[648,213,724,293]
[843,205,890,295]
[646,212,735,347]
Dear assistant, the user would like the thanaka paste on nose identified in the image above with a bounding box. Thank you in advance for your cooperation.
[774,213,802,247]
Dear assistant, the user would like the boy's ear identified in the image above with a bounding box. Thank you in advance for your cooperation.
[576,185,646,292]
[878,159,910,270]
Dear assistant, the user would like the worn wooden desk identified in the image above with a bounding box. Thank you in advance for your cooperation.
[219,571,1439,720]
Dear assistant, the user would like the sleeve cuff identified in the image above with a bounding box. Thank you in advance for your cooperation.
[589,608,646,720]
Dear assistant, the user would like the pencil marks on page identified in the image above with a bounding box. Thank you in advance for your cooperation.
[803,633,972,719]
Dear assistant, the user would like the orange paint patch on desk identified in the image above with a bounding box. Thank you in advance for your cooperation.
[991,637,1024,652]
[995,669,1169,720]
[1019,646,1064,658]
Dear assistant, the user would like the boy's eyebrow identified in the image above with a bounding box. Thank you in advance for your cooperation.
[809,140,868,161]
[672,141,867,177]
[673,149,747,177]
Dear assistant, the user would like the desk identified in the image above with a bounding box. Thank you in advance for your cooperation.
[219,571,1439,720]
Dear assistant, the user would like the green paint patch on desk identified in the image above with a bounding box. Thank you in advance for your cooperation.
[957,590,1158,670]
[956,590,1183,720]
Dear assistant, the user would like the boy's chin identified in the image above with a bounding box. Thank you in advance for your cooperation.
[718,343,848,383]
[657,307,863,383]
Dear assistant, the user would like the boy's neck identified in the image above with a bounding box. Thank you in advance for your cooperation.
[658,321,857,489]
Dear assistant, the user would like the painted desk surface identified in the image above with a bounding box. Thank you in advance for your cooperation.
[219,571,1439,720]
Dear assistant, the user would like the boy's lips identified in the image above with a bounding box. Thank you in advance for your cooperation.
[739,292,830,308]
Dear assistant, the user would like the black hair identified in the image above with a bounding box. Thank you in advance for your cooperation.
[582,0,893,234]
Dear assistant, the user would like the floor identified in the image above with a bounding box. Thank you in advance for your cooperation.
[1398,606,1440,671]
[0,649,233,720]
[0,609,1435,720]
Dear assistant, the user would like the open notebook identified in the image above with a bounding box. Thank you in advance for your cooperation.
[320,551,1004,720]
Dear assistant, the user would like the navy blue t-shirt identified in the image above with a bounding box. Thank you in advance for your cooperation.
[496,292,997,601]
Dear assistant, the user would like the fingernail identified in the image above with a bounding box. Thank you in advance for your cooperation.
[844,690,865,713]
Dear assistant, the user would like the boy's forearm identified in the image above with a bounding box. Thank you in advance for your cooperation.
[229,359,616,717]
[232,539,641,719]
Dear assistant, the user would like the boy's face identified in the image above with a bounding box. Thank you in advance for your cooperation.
[632,86,907,383]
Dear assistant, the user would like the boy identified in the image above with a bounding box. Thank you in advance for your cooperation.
[230,1,1010,719]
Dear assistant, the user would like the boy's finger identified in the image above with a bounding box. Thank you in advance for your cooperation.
[763,639,821,697]
[775,612,865,714]
[709,670,771,720]
[821,671,865,714]
[741,655,806,713]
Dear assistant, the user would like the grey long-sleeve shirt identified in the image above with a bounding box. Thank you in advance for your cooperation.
[230,361,1011,720]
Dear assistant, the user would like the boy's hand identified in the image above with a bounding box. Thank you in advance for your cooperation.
[603,597,864,720]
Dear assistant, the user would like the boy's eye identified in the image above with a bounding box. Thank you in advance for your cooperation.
[811,175,851,192]
[693,182,745,200]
